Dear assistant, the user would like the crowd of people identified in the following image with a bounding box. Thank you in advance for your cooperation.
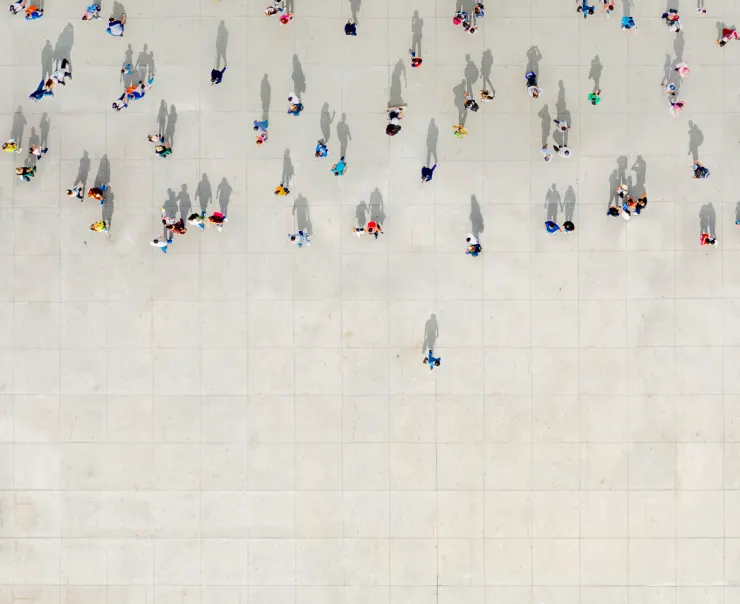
[4,0,734,365]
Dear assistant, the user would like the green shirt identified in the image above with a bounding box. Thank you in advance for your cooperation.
[588,93,601,105]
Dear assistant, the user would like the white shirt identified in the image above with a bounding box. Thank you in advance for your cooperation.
[150,239,167,248]
[466,234,478,246]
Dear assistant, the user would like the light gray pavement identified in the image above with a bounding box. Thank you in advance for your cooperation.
[3,0,740,601]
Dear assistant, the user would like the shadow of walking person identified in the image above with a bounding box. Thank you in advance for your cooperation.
[470,195,484,239]
[216,21,228,70]
[281,149,295,188]
[369,188,386,224]
[389,59,407,107]
[337,113,351,157]
[422,313,438,353]
[292,54,306,96]
[293,195,313,233]
[411,11,423,56]
[426,118,438,166]
[544,184,561,223]
[217,177,232,216]
[563,185,576,223]
[688,120,703,162]
[261,74,271,121]
[700,203,716,238]
[195,173,212,215]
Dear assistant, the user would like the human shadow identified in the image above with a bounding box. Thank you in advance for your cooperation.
[452,79,467,126]
[688,120,703,162]
[121,44,136,87]
[293,195,313,233]
[389,59,407,107]
[544,184,561,222]
[426,118,438,166]
[94,154,111,189]
[699,202,716,237]
[177,184,192,220]
[10,107,26,143]
[608,168,619,209]
[617,155,628,184]
[135,43,155,82]
[112,0,125,19]
[163,188,178,221]
[27,128,40,164]
[621,0,633,14]
[369,188,386,224]
[216,21,228,70]
[217,177,232,216]
[349,0,361,23]
[41,40,53,81]
[555,80,571,146]
[285,0,294,12]
[422,313,438,353]
[411,11,423,57]
[101,186,115,230]
[589,55,602,91]
[674,30,685,63]
[292,54,306,96]
[261,74,271,121]
[455,0,474,15]
[165,105,178,148]
[631,155,647,197]
[195,173,212,214]
[281,149,294,188]
[157,100,167,138]
[470,195,484,239]
[39,113,50,149]
[337,113,351,157]
[464,53,479,96]
[526,45,542,74]
[537,104,551,147]
[662,53,672,85]
[480,49,494,95]
[320,103,335,142]
[54,23,74,74]
[735,201,740,225]
[355,201,368,228]
[73,150,91,189]
[562,186,576,222]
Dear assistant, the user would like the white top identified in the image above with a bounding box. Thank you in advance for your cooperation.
[466,234,479,245]
[150,239,167,248]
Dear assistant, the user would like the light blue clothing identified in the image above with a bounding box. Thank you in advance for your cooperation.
[289,230,311,247]
[253,120,269,132]
[107,20,124,36]
[332,159,347,176]
[621,16,635,28]
[426,350,441,370]
[315,142,328,157]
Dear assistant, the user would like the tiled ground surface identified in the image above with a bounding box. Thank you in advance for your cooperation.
[3,0,740,602]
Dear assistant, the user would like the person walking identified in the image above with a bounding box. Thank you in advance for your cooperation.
[464,93,479,112]
[410,50,422,67]
[211,66,226,85]
[51,59,72,85]
[287,94,303,116]
[540,145,553,161]
[344,18,357,35]
[675,62,690,78]
[208,211,227,231]
[89,220,110,235]
[353,221,383,239]
[81,3,101,19]
[8,0,26,15]
[67,186,84,201]
[553,144,573,157]
[465,234,481,256]
[421,164,437,182]
[274,183,290,196]
[2,139,21,153]
[331,156,348,176]
[155,143,172,158]
[526,71,541,98]
[670,100,685,117]
[563,221,575,232]
[29,145,47,160]
[188,212,206,231]
[545,220,561,233]
[288,230,311,247]
[718,27,738,46]
[554,119,569,132]
[423,349,441,370]
[106,13,126,36]
[16,165,36,182]
[635,195,648,215]
[452,124,467,138]
[621,15,637,31]
[150,237,171,253]
[577,0,595,18]
[29,79,53,101]
[24,4,42,18]
[701,233,717,246]
[480,89,493,101]
[587,89,601,105]
[315,139,328,157]
[692,160,710,179]
[87,185,107,204]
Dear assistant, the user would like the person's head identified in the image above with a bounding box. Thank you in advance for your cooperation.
[290,235,296,241]
[563,221,575,232]
[719,39,727,47]
[576,5,582,11]
[608,206,619,216]
[434,360,440,366]
[108,16,113,22]
[15,167,23,175]
[532,89,539,98]
[155,145,164,153]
